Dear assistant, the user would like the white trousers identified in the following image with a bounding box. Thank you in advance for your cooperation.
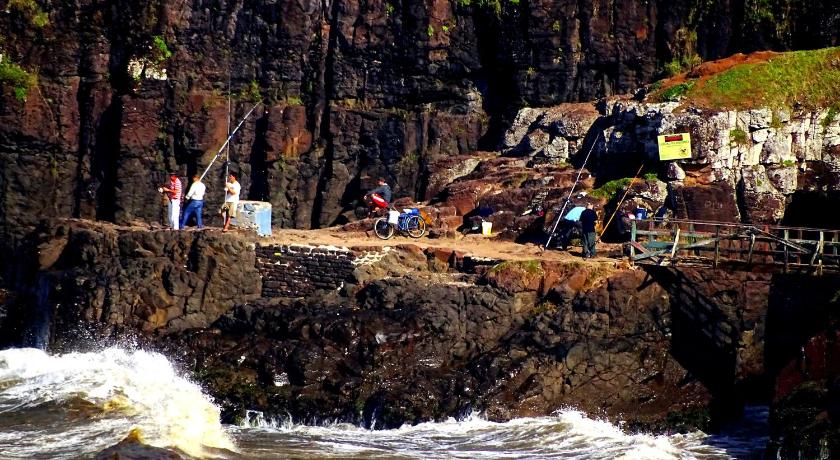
[168,199,180,230]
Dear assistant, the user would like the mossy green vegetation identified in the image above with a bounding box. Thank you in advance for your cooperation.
[590,177,633,200]
[456,0,505,15]
[489,260,544,276]
[657,80,696,102]
[730,128,750,146]
[151,35,173,64]
[821,104,840,133]
[664,28,702,77]
[652,47,840,110]
[284,95,303,106]
[8,0,49,28]
[240,80,262,102]
[0,60,37,102]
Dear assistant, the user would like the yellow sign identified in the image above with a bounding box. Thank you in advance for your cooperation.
[657,133,692,160]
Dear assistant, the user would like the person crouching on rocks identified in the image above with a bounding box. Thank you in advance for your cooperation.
[180,175,206,230]
[221,173,241,233]
[580,203,598,258]
[159,171,182,230]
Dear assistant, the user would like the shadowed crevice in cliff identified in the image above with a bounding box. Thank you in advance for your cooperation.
[247,113,271,202]
[310,0,343,229]
[781,191,840,229]
[471,8,519,151]
[73,18,104,221]
[764,274,840,377]
[93,97,123,222]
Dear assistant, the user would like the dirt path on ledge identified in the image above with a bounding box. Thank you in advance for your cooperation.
[262,228,627,264]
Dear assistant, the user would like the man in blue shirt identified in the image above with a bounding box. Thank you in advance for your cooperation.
[579,204,598,258]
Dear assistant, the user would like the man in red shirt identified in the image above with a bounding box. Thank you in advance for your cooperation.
[160,172,182,230]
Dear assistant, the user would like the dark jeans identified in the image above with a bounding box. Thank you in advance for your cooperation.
[555,220,581,249]
[181,200,204,229]
[581,231,597,258]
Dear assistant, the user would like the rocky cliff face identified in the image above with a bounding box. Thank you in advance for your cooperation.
[503,100,840,227]
[0,220,260,348]
[5,219,834,436]
[1,0,839,240]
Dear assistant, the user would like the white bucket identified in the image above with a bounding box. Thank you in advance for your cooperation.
[387,210,400,225]
[481,221,493,236]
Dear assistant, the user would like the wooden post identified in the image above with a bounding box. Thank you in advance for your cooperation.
[670,227,681,259]
[810,231,824,266]
[799,229,804,265]
[713,226,720,269]
[783,229,789,273]
[630,220,637,260]
[747,233,756,266]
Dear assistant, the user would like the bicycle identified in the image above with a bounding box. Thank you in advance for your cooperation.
[373,208,427,240]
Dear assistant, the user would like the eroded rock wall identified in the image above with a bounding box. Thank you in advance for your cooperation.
[4,219,837,435]
[505,101,840,226]
[1,0,839,239]
[0,220,261,348]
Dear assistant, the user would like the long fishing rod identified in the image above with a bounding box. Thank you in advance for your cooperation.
[198,101,262,182]
[225,70,232,180]
[543,131,601,251]
[598,162,645,243]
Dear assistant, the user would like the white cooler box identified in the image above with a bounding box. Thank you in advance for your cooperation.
[233,200,272,236]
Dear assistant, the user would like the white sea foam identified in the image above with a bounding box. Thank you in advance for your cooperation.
[0,348,764,459]
[0,347,235,459]
[230,409,756,459]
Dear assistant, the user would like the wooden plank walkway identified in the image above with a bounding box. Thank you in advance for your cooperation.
[630,219,840,274]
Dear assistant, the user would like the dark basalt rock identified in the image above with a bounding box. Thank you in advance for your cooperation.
[2,1,840,239]
[156,262,720,430]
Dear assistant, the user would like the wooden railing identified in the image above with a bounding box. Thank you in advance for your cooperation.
[629,219,840,274]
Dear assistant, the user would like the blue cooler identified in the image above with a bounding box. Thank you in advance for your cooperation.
[233,201,272,236]
[635,207,648,220]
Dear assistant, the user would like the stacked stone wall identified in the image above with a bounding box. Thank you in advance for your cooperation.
[256,244,357,297]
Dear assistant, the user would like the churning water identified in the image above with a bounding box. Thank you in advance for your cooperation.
[0,348,766,459]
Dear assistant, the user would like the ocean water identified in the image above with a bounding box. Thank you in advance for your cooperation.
[0,348,767,459]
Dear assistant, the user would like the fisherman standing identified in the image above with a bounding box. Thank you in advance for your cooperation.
[160,172,182,230]
[221,173,241,233]
[580,203,598,258]
[180,175,206,230]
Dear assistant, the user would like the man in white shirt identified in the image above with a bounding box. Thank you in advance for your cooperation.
[221,173,241,233]
[180,175,206,229]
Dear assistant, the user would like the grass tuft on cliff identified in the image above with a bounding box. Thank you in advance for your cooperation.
[489,260,544,276]
[650,47,840,110]
[0,60,37,102]
[590,178,633,200]
[8,0,49,28]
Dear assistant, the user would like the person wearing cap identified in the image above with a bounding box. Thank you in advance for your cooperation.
[160,172,182,230]
[180,175,206,230]
[221,172,241,232]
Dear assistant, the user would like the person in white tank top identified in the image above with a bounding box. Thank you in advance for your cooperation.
[221,173,241,233]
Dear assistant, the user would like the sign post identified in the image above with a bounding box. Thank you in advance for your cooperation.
[657,133,692,161]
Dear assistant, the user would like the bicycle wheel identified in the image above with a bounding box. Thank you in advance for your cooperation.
[373,217,395,240]
[406,215,426,238]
